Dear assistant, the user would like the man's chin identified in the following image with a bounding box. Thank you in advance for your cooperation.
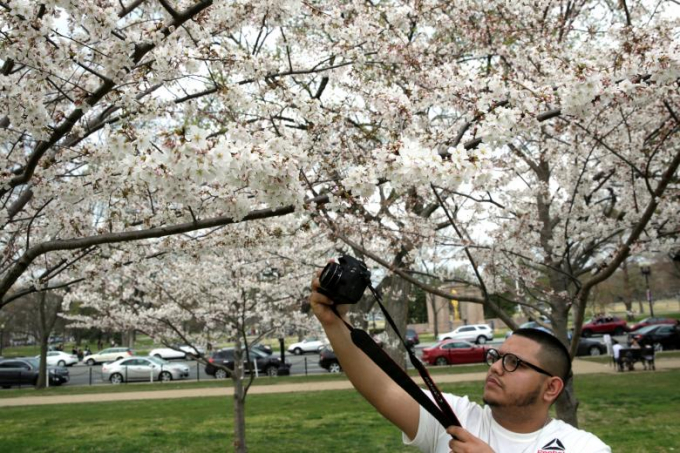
[483,394,502,408]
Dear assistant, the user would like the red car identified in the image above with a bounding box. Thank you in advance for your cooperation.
[421,340,489,366]
[581,316,628,337]
[630,317,679,332]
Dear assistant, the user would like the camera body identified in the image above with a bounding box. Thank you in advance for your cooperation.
[318,255,371,304]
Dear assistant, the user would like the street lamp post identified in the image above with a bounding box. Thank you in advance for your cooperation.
[640,265,654,318]
[0,323,4,356]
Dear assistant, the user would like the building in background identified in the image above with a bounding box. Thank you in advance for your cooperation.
[426,285,485,334]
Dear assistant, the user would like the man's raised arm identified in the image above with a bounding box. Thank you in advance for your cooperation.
[310,273,420,439]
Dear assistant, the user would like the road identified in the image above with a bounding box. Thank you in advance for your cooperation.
[58,352,331,387]
[29,335,614,389]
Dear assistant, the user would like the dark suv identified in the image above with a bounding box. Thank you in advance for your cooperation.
[0,358,69,388]
[205,348,290,378]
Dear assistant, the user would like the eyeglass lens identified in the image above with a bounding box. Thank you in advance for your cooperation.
[486,349,519,372]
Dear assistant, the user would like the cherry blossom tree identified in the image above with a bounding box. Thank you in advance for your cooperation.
[65,227,318,453]
[310,0,680,426]
[1,0,678,429]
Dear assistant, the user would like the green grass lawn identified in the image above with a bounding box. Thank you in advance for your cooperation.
[0,370,678,452]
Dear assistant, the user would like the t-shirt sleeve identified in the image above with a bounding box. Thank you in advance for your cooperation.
[402,392,483,452]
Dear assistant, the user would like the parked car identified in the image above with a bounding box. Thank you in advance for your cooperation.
[0,358,69,388]
[149,345,205,360]
[628,324,680,351]
[287,337,327,355]
[508,327,606,357]
[421,340,489,366]
[82,347,133,365]
[437,324,494,344]
[575,337,607,357]
[629,317,679,332]
[205,348,290,378]
[101,356,190,384]
[251,343,273,355]
[505,321,552,338]
[581,316,628,337]
[10,337,36,347]
[319,346,342,373]
[36,351,78,367]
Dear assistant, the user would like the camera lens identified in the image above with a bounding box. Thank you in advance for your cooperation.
[320,263,342,289]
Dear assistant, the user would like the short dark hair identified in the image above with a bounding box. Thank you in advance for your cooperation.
[513,328,572,382]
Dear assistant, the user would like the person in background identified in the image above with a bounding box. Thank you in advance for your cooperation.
[612,340,623,372]
[602,333,613,367]
[642,345,655,371]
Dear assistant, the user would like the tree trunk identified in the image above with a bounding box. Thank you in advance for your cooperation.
[33,291,62,389]
[621,260,635,313]
[383,276,411,370]
[122,329,135,348]
[351,291,374,331]
[551,301,579,426]
[36,293,49,389]
[232,339,247,453]
[37,334,49,389]
[430,297,439,338]
[555,378,579,427]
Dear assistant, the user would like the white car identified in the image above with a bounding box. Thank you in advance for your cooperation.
[36,351,78,367]
[287,337,327,355]
[149,345,205,360]
[82,347,133,366]
[437,324,494,344]
[101,356,190,384]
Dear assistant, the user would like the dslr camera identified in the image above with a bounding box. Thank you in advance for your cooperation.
[318,255,371,304]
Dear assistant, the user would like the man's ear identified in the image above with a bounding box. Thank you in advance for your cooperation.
[543,377,565,403]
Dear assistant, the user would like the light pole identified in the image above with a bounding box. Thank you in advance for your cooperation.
[0,323,4,356]
[640,265,654,317]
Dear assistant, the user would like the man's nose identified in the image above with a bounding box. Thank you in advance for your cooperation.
[489,357,505,375]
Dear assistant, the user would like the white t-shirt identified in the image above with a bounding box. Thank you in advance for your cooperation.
[612,343,623,359]
[402,393,611,453]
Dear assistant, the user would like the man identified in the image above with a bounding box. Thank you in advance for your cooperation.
[612,340,623,372]
[602,333,612,357]
[310,273,611,453]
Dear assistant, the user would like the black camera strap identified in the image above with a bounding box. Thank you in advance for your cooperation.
[332,286,461,430]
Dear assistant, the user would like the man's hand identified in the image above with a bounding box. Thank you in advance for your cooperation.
[447,426,494,453]
[310,270,350,326]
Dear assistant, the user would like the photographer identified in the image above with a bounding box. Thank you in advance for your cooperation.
[310,272,611,453]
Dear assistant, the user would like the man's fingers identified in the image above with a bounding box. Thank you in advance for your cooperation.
[447,426,470,440]
[447,426,494,453]
[310,290,333,306]
[309,276,333,306]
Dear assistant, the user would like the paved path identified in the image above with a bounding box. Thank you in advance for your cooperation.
[2,357,679,408]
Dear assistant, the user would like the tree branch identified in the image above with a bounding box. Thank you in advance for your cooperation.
[570,146,680,356]
[0,192,330,303]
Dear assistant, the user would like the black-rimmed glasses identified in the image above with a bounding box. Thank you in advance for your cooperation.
[485,348,554,377]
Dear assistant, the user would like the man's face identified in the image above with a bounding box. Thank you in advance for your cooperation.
[483,335,549,409]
